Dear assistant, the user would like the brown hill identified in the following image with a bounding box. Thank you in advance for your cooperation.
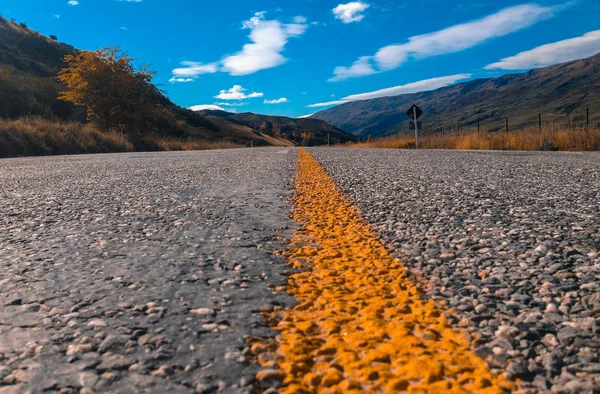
[312,53,600,138]
[197,110,356,145]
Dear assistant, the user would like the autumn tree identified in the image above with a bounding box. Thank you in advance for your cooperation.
[58,47,162,134]
[300,130,314,145]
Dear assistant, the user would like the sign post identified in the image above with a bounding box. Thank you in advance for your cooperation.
[406,104,424,149]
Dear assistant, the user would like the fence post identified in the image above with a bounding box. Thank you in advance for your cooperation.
[477,122,480,133]
[587,106,590,128]
[539,113,542,132]
[505,117,509,133]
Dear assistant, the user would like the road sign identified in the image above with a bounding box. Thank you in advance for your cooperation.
[406,104,423,120]
[406,104,424,149]
[408,121,422,130]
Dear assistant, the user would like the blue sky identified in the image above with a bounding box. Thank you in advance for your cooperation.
[3,0,600,118]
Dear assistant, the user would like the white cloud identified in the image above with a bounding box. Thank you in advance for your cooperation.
[298,114,314,118]
[54,14,60,18]
[170,14,307,79]
[172,61,219,78]
[215,102,246,107]
[169,77,195,83]
[331,4,558,81]
[308,73,471,108]
[264,98,289,104]
[294,16,307,24]
[485,30,600,70]
[189,104,227,112]
[345,74,471,100]
[68,0,78,5]
[332,2,370,23]
[329,56,377,82]
[119,26,128,30]
[172,13,308,78]
[214,85,263,100]
[221,16,308,76]
[242,11,267,29]
[307,100,350,108]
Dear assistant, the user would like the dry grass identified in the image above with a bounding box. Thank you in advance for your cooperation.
[0,117,134,157]
[0,117,247,158]
[352,127,600,151]
[154,138,244,151]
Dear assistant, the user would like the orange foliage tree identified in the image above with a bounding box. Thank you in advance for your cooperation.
[58,47,162,134]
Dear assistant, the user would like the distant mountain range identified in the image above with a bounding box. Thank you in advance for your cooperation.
[312,53,600,139]
[0,16,355,147]
[197,110,356,146]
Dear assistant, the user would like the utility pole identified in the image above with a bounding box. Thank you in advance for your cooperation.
[413,105,419,149]
[477,122,480,134]
[505,117,509,133]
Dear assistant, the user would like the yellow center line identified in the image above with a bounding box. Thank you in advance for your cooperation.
[261,148,515,393]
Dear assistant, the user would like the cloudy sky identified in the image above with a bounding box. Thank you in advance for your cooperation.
[3,0,600,117]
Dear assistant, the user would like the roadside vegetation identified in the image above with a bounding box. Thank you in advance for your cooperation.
[351,127,600,151]
[0,117,132,157]
[0,117,246,158]
[57,47,164,136]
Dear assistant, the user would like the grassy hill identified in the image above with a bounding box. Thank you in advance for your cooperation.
[0,18,75,120]
[0,16,353,156]
[312,53,600,139]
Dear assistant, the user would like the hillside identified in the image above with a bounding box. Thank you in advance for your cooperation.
[0,17,75,119]
[0,16,352,154]
[312,53,600,138]
[197,110,357,145]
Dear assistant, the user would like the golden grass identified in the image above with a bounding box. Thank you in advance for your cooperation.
[154,138,244,151]
[0,117,134,157]
[0,117,247,157]
[352,127,600,151]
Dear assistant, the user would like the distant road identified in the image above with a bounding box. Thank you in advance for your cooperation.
[1,148,599,393]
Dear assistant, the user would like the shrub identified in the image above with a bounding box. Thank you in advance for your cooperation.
[58,46,163,135]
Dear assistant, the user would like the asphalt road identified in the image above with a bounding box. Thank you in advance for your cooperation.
[310,148,600,393]
[0,148,297,394]
[1,147,599,394]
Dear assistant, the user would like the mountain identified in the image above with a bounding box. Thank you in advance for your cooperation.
[0,16,352,150]
[312,53,600,139]
[197,110,357,145]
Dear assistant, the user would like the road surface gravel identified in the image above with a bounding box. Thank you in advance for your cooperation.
[2,146,600,394]
[0,148,297,394]
[310,148,600,393]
